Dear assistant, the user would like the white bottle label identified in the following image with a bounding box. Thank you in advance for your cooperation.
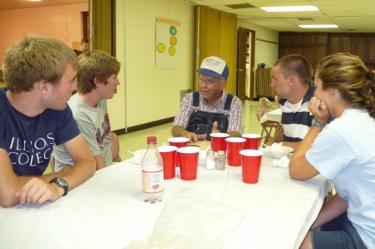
[142,170,164,193]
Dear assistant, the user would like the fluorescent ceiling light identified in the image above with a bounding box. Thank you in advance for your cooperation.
[261,6,318,12]
[299,24,338,28]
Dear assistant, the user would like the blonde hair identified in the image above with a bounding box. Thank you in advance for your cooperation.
[3,34,77,93]
[316,53,375,119]
[76,50,120,94]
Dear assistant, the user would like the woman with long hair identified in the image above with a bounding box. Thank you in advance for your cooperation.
[289,53,375,249]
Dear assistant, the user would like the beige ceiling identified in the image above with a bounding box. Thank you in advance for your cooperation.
[185,0,375,33]
[1,0,374,33]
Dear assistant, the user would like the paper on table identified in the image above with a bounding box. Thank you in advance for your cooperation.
[124,189,245,249]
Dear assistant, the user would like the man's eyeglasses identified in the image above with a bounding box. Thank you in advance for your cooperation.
[197,78,221,86]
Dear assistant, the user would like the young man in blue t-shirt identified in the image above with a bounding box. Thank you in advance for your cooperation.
[0,35,96,208]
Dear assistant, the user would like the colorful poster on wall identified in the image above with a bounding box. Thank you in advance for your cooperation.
[155,17,180,68]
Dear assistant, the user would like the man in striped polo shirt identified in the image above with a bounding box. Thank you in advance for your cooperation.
[266,54,315,150]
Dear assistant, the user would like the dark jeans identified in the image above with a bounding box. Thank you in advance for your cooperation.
[312,212,367,249]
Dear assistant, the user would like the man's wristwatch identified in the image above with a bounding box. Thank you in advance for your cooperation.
[49,177,69,196]
[312,118,326,128]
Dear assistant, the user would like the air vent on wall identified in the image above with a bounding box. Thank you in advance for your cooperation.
[298,18,314,21]
[226,4,255,9]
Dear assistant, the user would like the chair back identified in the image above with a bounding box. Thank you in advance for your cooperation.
[259,97,275,110]
[256,108,282,145]
[274,95,282,108]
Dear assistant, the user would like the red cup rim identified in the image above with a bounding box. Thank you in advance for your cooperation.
[225,137,246,143]
[158,146,178,152]
[210,133,230,138]
[168,137,189,143]
[177,147,200,153]
[239,149,264,156]
[242,134,261,139]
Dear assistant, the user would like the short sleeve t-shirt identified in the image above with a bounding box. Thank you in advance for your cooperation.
[0,89,80,176]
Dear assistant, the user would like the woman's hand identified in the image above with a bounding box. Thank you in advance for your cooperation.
[308,97,330,124]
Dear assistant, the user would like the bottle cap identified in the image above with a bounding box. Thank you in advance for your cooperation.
[217,150,225,155]
[147,136,157,144]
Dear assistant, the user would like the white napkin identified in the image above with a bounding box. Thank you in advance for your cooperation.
[272,156,290,168]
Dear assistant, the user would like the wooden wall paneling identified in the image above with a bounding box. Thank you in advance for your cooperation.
[195,6,237,95]
[316,33,328,45]
[196,7,220,58]
[278,47,290,58]
[329,35,341,54]
[278,32,328,69]
[219,11,237,95]
[280,32,375,70]
[279,33,290,46]
[290,46,303,55]
[303,47,314,66]
[342,35,353,53]
[195,7,220,91]
[367,36,375,63]
[291,33,302,46]
[304,33,314,46]
[313,46,327,68]
[355,35,367,62]
[91,0,113,55]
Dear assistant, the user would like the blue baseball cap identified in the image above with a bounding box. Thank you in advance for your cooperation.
[195,56,229,80]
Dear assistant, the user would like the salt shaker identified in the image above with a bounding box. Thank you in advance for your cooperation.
[206,151,216,170]
[216,150,226,170]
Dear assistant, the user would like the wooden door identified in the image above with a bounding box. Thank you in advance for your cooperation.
[237,27,248,103]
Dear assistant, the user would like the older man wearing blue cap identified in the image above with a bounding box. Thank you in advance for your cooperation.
[172,56,244,142]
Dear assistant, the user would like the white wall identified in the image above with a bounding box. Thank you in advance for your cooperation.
[111,2,279,130]
[110,0,195,131]
[237,20,279,98]
[0,3,88,65]
[237,20,279,68]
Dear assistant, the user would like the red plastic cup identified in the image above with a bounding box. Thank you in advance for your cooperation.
[177,147,200,181]
[158,146,177,180]
[242,134,261,150]
[210,133,229,152]
[168,137,189,167]
[239,149,264,184]
[226,137,246,166]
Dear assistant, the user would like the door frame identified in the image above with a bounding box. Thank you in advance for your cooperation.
[237,27,256,101]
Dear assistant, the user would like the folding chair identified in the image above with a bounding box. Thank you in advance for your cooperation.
[274,95,282,108]
[259,97,275,110]
[256,108,282,145]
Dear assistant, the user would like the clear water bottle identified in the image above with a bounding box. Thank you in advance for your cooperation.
[141,136,164,203]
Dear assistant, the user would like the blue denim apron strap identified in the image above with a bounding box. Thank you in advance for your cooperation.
[187,92,233,141]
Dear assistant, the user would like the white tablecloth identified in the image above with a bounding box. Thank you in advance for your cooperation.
[0,154,331,249]
[260,108,282,123]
